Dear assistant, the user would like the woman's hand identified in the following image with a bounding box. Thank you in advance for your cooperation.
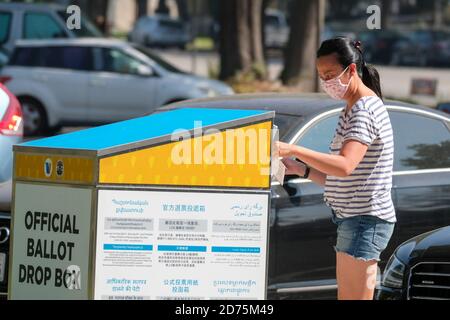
[275,141,295,158]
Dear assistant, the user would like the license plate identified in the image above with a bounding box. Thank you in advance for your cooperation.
[0,253,5,282]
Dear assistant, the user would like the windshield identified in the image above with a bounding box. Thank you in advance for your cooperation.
[274,114,303,141]
[58,11,103,37]
[132,45,188,74]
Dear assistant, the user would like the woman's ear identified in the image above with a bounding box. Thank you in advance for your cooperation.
[349,63,358,76]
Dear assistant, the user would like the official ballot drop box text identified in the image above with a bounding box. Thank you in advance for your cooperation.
[8,108,276,300]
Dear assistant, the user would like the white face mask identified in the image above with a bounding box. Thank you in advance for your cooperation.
[320,66,353,100]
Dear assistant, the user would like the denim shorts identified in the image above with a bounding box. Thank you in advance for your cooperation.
[331,213,395,262]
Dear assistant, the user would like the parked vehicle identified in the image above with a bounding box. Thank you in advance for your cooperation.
[357,30,409,65]
[437,102,450,114]
[128,14,191,49]
[264,9,290,49]
[377,226,450,300]
[391,30,450,67]
[0,2,102,53]
[0,83,23,213]
[159,93,450,299]
[0,38,234,136]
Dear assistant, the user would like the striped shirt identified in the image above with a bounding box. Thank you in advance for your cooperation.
[324,96,396,223]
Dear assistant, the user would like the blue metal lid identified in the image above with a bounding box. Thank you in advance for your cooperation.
[19,108,274,153]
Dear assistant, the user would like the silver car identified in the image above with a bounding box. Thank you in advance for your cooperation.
[128,14,191,49]
[0,84,23,212]
[1,38,234,136]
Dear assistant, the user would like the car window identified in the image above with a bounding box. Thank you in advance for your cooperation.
[96,48,148,75]
[9,47,41,67]
[159,19,183,30]
[133,45,186,74]
[296,115,339,154]
[0,11,12,44]
[265,15,280,28]
[23,12,67,39]
[40,46,92,71]
[391,111,450,171]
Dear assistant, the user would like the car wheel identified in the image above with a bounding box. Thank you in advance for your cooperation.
[20,97,48,137]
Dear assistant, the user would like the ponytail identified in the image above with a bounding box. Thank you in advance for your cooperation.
[362,63,383,100]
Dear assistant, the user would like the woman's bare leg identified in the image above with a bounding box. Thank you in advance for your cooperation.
[336,252,378,300]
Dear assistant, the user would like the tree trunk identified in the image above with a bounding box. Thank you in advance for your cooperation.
[280,0,323,89]
[433,0,444,29]
[136,0,148,18]
[70,0,111,34]
[219,0,266,81]
[261,0,272,60]
[381,0,392,29]
[156,0,170,15]
[248,0,265,71]
[176,0,190,22]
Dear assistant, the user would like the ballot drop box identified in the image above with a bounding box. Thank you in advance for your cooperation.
[8,108,276,300]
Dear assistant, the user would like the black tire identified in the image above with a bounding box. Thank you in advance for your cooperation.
[19,97,48,137]
[44,124,63,137]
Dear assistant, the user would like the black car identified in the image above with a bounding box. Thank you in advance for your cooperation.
[161,93,450,299]
[378,226,450,300]
[1,94,449,299]
[391,30,450,67]
[357,30,408,65]
[437,102,450,115]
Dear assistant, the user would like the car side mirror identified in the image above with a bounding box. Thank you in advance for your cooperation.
[136,65,154,77]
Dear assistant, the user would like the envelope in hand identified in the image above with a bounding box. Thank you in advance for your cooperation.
[271,125,286,185]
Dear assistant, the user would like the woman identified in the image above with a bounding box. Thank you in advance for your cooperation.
[276,38,396,300]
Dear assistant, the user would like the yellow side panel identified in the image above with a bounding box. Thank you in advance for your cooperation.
[15,153,95,185]
[100,121,272,188]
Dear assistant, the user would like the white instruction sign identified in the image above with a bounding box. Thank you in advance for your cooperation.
[95,190,269,300]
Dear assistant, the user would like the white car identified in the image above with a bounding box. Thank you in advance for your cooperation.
[264,9,290,49]
[129,14,191,49]
[0,38,234,136]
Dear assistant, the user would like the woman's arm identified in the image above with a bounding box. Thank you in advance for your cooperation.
[282,158,327,186]
[277,140,368,178]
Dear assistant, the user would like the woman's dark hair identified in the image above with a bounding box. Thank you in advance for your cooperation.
[317,37,383,100]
